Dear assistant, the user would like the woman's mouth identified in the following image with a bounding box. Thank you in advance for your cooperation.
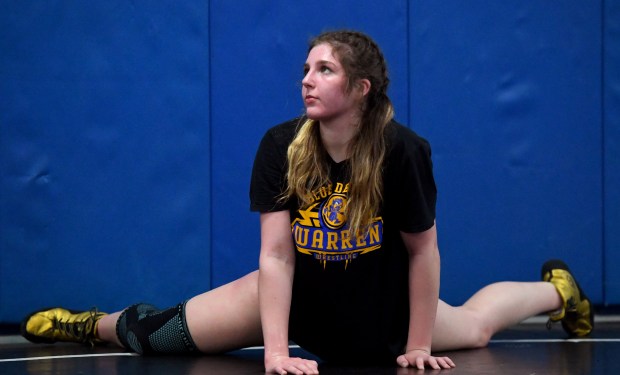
[304,95,318,104]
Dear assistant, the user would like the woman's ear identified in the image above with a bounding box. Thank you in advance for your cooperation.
[357,78,371,97]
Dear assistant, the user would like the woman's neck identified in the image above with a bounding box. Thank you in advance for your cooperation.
[318,118,359,163]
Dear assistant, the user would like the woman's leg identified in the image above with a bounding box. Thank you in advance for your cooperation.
[431,260,593,351]
[185,270,263,352]
[97,312,124,347]
[431,281,561,352]
[96,270,262,353]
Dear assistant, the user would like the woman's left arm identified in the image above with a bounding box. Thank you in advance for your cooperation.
[396,222,455,370]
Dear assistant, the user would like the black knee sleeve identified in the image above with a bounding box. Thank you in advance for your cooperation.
[115,302,198,355]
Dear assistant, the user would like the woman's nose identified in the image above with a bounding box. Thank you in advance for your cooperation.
[302,71,313,87]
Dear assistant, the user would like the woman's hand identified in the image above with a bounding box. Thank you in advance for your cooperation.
[396,349,455,370]
[265,355,319,374]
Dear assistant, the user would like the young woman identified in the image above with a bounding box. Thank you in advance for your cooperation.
[22,30,592,374]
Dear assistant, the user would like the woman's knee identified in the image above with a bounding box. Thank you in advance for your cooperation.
[117,302,198,355]
[466,309,494,348]
[434,305,493,350]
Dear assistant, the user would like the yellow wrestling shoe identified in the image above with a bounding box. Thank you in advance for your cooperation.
[541,260,593,337]
[21,307,107,346]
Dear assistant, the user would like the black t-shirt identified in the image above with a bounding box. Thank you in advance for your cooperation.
[250,118,437,364]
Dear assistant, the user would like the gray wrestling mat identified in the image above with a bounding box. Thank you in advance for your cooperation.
[1,316,619,374]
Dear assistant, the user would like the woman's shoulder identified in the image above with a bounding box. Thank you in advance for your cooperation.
[262,117,304,146]
[386,120,432,156]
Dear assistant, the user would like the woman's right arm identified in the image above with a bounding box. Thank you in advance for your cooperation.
[258,210,319,375]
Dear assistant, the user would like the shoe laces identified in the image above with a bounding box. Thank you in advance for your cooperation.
[53,308,99,346]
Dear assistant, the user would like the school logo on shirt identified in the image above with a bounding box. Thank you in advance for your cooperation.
[321,194,347,229]
[291,182,383,268]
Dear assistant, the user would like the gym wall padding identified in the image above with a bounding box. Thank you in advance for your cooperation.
[605,0,620,303]
[1,2,212,321]
[0,0,617,323]
[408,1,604,304]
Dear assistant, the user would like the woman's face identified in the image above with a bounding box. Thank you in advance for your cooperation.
[302,43,364,123]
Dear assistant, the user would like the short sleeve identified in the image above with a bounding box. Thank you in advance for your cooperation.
[249,122,296,212]
[384,124,437,233]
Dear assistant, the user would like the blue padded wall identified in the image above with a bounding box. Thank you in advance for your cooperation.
[409,1,604,304]
[1,0,617,323]
[605,0,620,304]
[0,2,211,321]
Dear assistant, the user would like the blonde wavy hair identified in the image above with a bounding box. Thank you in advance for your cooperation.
[282,30,394,236]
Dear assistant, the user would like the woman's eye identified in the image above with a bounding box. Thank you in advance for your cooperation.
[320,66,332,74]
[302,65,333,78]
